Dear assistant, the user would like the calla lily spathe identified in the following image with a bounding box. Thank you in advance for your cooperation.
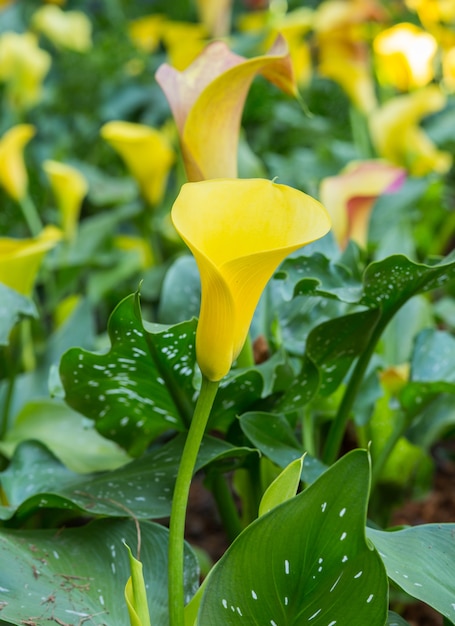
[369,86,452,176]
[0,124,35,202]
[0,225,62,296]
[0,31,51,111]
[32,5,92,53]
[373,23,437,91]
[171,179,331,381]
[156,36,296,181]
[320,160,406,249]
[100,121,175,207]
[43,160,88,240]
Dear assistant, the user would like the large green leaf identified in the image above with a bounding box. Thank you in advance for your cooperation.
[0,399,129,473]
[0,435,254,522]
[368,525,455,624]
[239,411,326,484]
[60,292,198,456]
[198,449,388,625]
[0,284,37,346]
[0,519,198,626]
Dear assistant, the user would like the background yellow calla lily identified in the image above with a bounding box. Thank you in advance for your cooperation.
[171,178,331,381]
[156,36,296,182]
[100,121,175,207]
[43,160,88,240]
[0,124,35,202]
[0,225,62,296]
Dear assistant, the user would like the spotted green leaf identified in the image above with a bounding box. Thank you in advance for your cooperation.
[368,524,455,624]
[198,449,388,625]
[60,291,197,456]
[0,519,198,626]
[0,435,254,521]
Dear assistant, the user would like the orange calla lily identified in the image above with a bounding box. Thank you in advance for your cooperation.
[100,121,175,207]
[0,226,62,296]
[373,23,437,91]
[43,160,88,240]
[320,160,406,249]
[0,125,35,202]
[171,178,331,381]
[369,86,452,176]
[156,36,296,181]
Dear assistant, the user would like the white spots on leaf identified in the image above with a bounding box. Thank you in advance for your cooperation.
[328,621,337,626]
[354,571,363,579]
[284,559,290,575]
[251,589,258,600]
[99,595,105,606]
[321,502,327,512]
[366,594,374,603]
[330,573,343,592]
[340,532,347,541]
[339,508,346,517]
[222,599,228,609]
[414,582,422,587]
[341,555,348,563]
[53,551,59,559]
[270,620,278,626]
[284,596,289,606]
[308,609,321,620]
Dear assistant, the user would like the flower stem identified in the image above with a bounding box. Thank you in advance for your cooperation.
[168,375,220,626]
[19,194,43,237]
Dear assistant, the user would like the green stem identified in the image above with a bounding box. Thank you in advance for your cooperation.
[0,346,15,440]
[19,194,43,237]
[235,332,254,369]
[322,318,387,465]
[168,376,220,626]
[206,471,242,543]
[371,411,407,489]
[302,408,316,457]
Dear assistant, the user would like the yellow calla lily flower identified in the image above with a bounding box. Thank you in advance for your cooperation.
[32,4,92,53]
[161,21,208,71]
[369,86,452,176]
[43,160,88,240]
[196,0,232,37]
[128,14,164,53]
[156,36,296,182]
[0,31,51,111]
[100,121,175,207]
[374,23,437,91]
[0,124,35,202]
[0,225,62,296]
[171,178,331,381]
[320,160,406,249]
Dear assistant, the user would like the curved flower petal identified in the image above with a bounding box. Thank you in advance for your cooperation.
[100,121,175,207]
[171,178,331,380]
[0,225,62,295]
[369,86,452,175]
[0,124,35,201]
[156,36,296,181]
[43,160,88,240]
[320,160,406,249]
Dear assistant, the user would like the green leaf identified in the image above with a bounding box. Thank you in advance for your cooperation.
[259,456,303,517]
[0,435,253,521]
[60,292,198,456]
[199,449,388,625]
[240,412,326,484]
[0,284,37,346]
[125,544,152,626]
[0,399,129,473]
[368,524,455,624]
[361,253,455,317]
[0,519,198,626]
[275,253,363,303]
[158,255,201,324]
[387,611,412,625]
